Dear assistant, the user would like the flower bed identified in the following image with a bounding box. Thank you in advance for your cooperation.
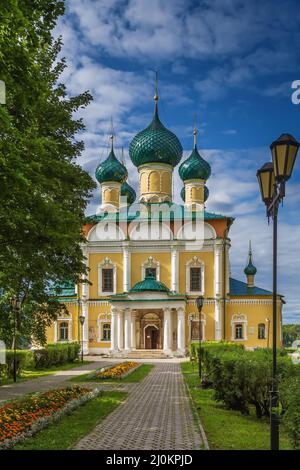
[0,386,100,449]
[95,361,139,379]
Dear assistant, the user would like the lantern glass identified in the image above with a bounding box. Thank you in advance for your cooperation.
[257,162,275,204]
[79,315,85,326]
[196,295,204,313]
[270,134,299,183]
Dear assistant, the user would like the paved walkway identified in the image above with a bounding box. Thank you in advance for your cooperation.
[74,363,203,450]
[0,361,104,402]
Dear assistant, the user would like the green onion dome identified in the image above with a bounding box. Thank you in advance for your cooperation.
[244,243,257,276]
[95,142,127,184]
[179,144,211,182]
[121,181,136,205]
[129,98,183,168]
[130,272,169,293]
[204,185,209,202]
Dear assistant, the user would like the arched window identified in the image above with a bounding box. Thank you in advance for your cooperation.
[59,322,69,341]
[235,323,244,340]
[258,323,266,340]
[141,256,160,281]
[102,323,111,341]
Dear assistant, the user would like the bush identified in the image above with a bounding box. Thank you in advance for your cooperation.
[279,374,300,449]
[33,342,80,368]
[0,350,34,379]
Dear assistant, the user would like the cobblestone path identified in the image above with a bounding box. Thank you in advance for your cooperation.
[74,362,203,450]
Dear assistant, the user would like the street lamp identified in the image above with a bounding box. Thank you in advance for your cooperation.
[196,295,205,384]
[266,318,271,349]
[257,133,299,451]
[79,315,85,363]
[10,297,21,383]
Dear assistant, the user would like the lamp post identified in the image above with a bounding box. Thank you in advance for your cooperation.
[196,295,205,384]
[79,315,85,363]
[10,297,21,383]
[266,318,271,349]
[257,133,299,451]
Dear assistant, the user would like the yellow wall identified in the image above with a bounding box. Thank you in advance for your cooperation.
[89,252,123,298]
[131,252,171,288]
[179,251,215,297]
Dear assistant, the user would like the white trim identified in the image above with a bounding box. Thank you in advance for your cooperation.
[97,314,111,343]
[231,314,248,341]
[186,256,205,295]
[98,257,117,296]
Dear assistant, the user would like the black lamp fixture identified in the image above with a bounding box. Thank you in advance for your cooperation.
[79,315,85,363]
[196,295,205,383]
[10,297,21,383]
[257,133,299,451]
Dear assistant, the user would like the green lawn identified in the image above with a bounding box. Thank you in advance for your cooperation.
[14,391,127,450]
[0,361,93,386]
[181,361,293,450]
[71,363,154,384]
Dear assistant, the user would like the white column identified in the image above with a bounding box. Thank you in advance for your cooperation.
[117,309,124,350]
[171,248,179,292]
[82,250,89,299]
[163,307,172,353]
[81,301,89,354]
[124,308,131,351]
[130,310,137,349]
[177,307,185,354]
[214,242,223,297]
[215,300,222,340]
[54,321,58,342]
[123,247,131,292]
[225,240,230,295]
[110,307,118,352]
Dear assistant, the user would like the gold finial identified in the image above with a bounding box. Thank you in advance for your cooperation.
[154,70,159,102]
[109,117,115,150]
[193,113,197,148]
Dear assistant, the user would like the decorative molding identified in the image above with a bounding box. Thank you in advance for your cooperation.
[98,257,117,296]
[186,256,205,295]
[141,256,160,281]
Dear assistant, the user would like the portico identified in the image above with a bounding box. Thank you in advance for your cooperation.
[109,273,187,356]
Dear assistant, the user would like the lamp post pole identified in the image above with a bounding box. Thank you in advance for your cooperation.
[79,315,85,363]
[196,296,204,384]
[257,133,299,451]
[10,297,21,383]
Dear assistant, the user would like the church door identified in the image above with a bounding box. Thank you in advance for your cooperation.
[145,325,159,349]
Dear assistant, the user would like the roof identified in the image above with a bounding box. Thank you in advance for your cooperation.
[129,272,170,293]
[230,277,272,296]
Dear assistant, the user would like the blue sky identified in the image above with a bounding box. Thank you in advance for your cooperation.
[56,0,300,323]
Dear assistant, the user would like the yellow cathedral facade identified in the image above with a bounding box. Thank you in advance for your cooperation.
[47,90,283,357]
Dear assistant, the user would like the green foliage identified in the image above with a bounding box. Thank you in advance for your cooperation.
[0,0,95,346]
[280,375,300,449]
[33,342,80,368]
[283,324,300,347]
[0,349,34,379]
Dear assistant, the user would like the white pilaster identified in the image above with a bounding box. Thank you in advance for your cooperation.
[177,307,185,354]
[81,301,89,354]
[215,300,222,340]
[130,310,137,349]
[54,321,58,342]
[117,309,124,350]
[110,307,118,352]
[163,307,172,353]
[214,241,223,297]
[123,247,131,292]
[171,248,179,292]
[124,308,131,351]
[82,250,89,299]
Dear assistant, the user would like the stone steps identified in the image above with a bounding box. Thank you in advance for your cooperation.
[125,350,168,359]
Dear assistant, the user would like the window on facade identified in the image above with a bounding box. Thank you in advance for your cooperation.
[145,267,157,279]
[235,323,244,340]
[59,322,69,341]
[102,268,113,292]
[102,323,111,341]
[258,323,266,340]
[190,267,202,292]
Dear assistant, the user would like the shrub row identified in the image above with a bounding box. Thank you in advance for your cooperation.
[190,342,300,449]
[0,342,80,379]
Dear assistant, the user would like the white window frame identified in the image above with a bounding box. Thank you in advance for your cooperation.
[141,256,160,281]
[98,257,117,296]
[97,314,111,343]
[258,323,266,340]
[56,318,72,342]
[186,256,204,295]
[231,314,247,341]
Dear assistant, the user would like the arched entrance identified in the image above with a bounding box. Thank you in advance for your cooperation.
[144,324,160,349]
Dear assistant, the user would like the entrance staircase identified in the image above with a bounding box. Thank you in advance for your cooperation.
[125,349,168,359]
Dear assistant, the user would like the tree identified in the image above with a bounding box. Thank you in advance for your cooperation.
[283,324,300,347]
[0,0,96,346]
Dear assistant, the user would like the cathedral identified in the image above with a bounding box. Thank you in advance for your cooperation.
[47,88,283,356]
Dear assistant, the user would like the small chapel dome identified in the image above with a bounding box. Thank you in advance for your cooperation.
[244,242,257,276]
[120,181,136,205]
[95,139,128,185]
[179,144,211,182]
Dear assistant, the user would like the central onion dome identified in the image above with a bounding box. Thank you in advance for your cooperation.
[95,137,128,184]
[129,95,183,168]
[130,272,170,293]
[121,181,136,205]
[179,143,211,182]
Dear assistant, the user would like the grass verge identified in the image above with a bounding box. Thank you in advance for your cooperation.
[181,361,293,450]
[14,391,127,450]
[0,361,93,386]
[71,363,154,384]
